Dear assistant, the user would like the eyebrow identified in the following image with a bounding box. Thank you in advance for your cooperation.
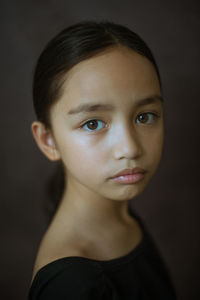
[67,95,163,115]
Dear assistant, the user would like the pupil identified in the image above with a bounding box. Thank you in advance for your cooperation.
[88,120,97,129]
[139,114,147,122]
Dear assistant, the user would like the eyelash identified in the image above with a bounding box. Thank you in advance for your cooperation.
[80,112,160,132]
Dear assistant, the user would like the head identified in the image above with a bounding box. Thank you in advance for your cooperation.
[31,21,164,218]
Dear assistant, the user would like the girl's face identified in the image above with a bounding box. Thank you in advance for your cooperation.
[49,46,164,202]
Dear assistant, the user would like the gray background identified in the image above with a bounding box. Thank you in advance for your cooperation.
[1,0,200,299]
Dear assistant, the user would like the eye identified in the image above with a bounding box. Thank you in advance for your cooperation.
[136,112,160,124]
[81,119,106,132]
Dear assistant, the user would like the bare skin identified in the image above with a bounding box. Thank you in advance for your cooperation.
[31,46,164,281]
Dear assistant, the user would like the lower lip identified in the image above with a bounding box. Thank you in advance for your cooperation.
[110,172,145,184]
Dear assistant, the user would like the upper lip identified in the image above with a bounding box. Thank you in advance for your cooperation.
[110,167,146,178]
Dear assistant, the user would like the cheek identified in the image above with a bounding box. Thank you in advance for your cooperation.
[143,126,164,163]
[59,134,106,181]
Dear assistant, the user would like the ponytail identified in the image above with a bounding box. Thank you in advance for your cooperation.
[44,162,66,222]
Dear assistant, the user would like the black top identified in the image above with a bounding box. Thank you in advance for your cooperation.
[28,207,177,299]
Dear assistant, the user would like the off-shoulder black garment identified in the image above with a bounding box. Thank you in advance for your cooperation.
[28,207,177,299]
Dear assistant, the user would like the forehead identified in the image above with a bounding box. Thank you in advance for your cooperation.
[55,47,161,113]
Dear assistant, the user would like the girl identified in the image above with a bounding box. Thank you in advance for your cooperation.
[28,21,177,299]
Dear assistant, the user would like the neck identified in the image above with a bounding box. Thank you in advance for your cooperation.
[52,178,134,236]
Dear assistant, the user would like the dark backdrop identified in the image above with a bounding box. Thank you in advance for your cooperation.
[1,1,200,299]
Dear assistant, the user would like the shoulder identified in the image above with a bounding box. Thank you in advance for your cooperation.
[29,259,106,300]
[31,222,91,282]
[31,245,84,282]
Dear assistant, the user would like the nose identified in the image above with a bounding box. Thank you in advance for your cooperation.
[111,123,142,160]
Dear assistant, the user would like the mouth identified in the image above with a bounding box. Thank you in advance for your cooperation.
[110,168,147,184]
[110,167,146,178]
[110,173,146,184]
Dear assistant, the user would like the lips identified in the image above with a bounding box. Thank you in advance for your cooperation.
[110,167,146,178]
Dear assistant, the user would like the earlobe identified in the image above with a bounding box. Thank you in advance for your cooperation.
[31,121,61,161]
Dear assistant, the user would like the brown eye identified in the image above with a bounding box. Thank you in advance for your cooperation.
[82,119,105,132]
[87,120,98,130]
[136,112,159,124]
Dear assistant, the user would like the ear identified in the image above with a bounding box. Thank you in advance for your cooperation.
[31,121,61,161]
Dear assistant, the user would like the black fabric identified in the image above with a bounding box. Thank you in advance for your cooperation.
[28,208,177,299]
